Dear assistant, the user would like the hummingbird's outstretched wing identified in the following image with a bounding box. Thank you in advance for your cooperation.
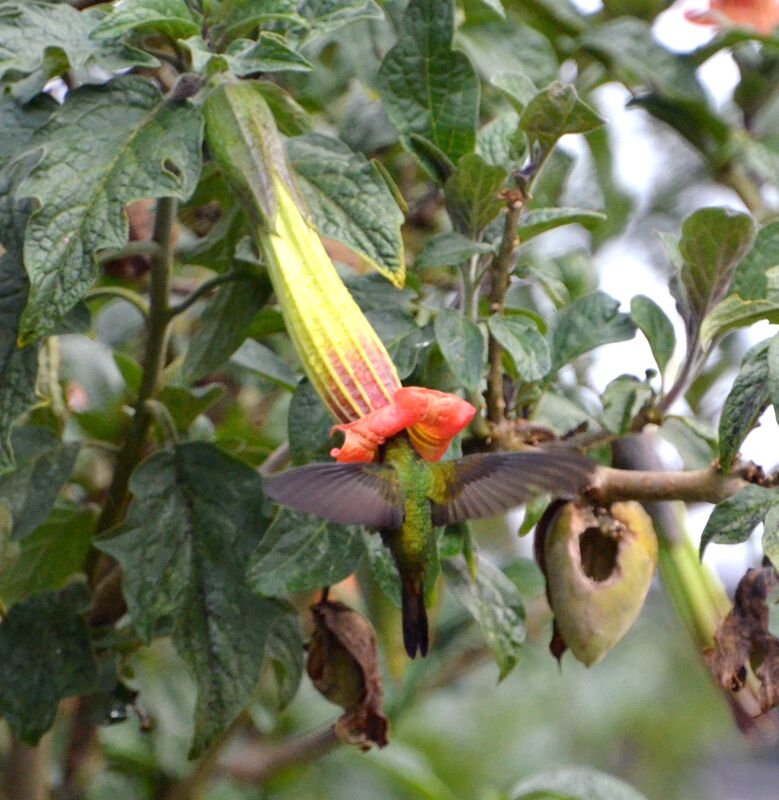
[430,451,595,526]
[263,462,404,528]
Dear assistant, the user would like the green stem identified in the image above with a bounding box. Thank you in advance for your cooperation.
[169,272,253,317]
[96,240,161,264]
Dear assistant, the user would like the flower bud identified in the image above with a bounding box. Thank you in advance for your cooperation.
[540,500,658,666]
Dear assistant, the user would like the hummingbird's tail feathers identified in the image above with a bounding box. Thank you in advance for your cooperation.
[263,462,403,528]
[401,581,429,658]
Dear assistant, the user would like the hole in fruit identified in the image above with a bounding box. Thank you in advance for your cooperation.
[579,526,619,582]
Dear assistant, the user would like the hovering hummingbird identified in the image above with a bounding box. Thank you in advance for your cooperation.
[263,434,595,658]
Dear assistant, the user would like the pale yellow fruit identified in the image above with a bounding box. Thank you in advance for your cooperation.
[544,501,658,666]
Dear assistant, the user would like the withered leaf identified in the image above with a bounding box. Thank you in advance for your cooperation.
[705,566,779,716]
[307,600,388,750]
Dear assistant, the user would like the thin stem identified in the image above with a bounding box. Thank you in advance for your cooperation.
[169,272,253,317]
[486,196,524,425]
[85,286,150,318]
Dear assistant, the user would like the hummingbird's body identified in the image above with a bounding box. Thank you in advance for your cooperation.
[263,432,595,658]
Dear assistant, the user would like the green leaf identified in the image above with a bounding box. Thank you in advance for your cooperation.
[769,333,779,424]
[550,291,635,370]
[0,349,38,472]
[159,384,225,431]
[363,530,401,607]
[444,556,526,681]
[518,207,607,241]
[630,295,676,375]
[415,232,494,269]
[0,94,54,172]
[287,380,333,465]
[19,76,203,341]
[520,82,603,165]
[180,275,271,384]
[366,308,427,381]
[435,309,485,392]
[263,601,304,710]
[732,220,779,300]
[0,584,98,744]
[248,508,364,596]
[700,485,779,555]
[659,416,717,470]
[287,133,405,286]
[718,342,770,473]
[91,0,201,40]
[0,505,95,606]
[0,428,79,540]
[476,111,527,170]
[491,70,538,113]
[207,0,304,42]
[510,766,649,800]
[184,33,313,76]
[0,2,157,101]
[254,81,313,136]
[299,0,383,38]
[582,18,704,102]
[700,267,779,347]
[444,154,507,236]
[487,315,550,381]
[675,207,756,343]
[231,339,298,390]
[763,504,779,571]
[600,374,652,435]
[97,442,277,756]
[377,0,479,175]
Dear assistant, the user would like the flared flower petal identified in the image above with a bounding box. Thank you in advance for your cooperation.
[685,0,779,34]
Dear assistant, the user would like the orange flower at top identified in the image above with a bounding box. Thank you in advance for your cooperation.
[685,0,779,35]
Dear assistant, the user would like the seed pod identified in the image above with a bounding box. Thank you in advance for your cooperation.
[539,500,658,666]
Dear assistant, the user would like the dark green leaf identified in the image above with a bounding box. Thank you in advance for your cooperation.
[732,220,779,300]
[0,2,157,100]
[770,333,779,424]
[520,82,603,165]
[0,94,54,172]
[0,505,95,605]
[415,232,494,270]
[444,154,507,236]
[600,374,652,435]
[92,0,201,40]
[262,601,304,710]
[444,556,525,680]
[510,766,649,800]
[550,292,635,370]
[184,33,313,76]
[0,349,38,472]
[582,18,704,101]
[180,275,271,384]
[700,293,779,349]
[231,339,298,390]
[287,134,405,285]
[363,531,401,607]
[675,207,756,344]
[719,342,770,472]
[159,384,225,431]
[366,308,427,380]
[487,315,550,381]
[0,428,79,540]
[700,485,779,555]
[300,0,383,38]
[207,0,304,42]
[254,81,313,136]
[491,70,538,112]
[287,380,333,465]
[518,207,607,241]
[435,309,485,392]
[19,76,203,340]
[630,295,676,375]
[476,111,527,170]
[248,508,364,596]
[97,442,277,756]
[0,584,98,744]
[377,0,479,175]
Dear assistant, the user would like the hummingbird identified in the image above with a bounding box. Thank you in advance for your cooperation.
[263,434,595,658]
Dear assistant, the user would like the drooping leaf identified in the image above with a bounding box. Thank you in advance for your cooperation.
[0,427,79,541]
[630,295,676,375]
[91,0,201,40]
[444,556,526,680]
[719,341,770,473]
[262,600,304,711]
[518,207,607,242]
[674,207,756,345]
[19,76,203,341]
[414,232,494,269]
[0,2,157,100]
[231,339,298,390]
[248,508,364,596]
[600,374,652,435]
[510,766,649,800]
[0,584,98,744]
[444,154,507,236]
[732,220,779,300]
[435,309,485,392]
[180,274,272,384]
[184,33,313,76]
[0,505,95,606]
[377,0,479,176]
[700,485,779,555]
[487,315,550,381]
[97,442,278,756]
[287,133,405,286]
[519,82,603,167]
[550,291,635,370]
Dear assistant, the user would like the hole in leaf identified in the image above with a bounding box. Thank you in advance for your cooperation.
[579,525,619,582]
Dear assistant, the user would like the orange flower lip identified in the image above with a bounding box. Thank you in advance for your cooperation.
[684,0,779,35]
[331,387,476,463]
